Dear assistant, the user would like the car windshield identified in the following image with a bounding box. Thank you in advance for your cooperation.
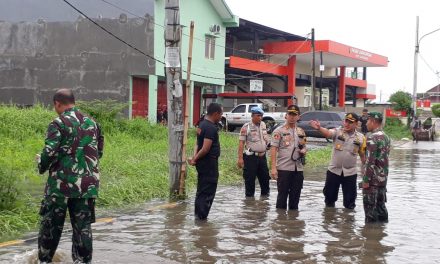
[231,105,246,113]
[299,111,344,122]
[300,112,327,121]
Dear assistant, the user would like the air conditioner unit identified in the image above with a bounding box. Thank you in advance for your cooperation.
[209,24,221,35]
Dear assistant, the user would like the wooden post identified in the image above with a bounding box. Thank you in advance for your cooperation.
[165,0,184,197]
[179,21,195,196]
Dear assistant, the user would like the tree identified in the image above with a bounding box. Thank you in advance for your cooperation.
[432,104,440,117]
[388,90,412,111]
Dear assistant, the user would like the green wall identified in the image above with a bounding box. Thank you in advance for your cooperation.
[154,0,229,86]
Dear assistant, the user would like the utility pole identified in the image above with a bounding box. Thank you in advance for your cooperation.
[165,0,184,197]
[412,16,419,117]
[319,51,323,110]
[310,28,316,111]
[179,21,195,196]
[412,17,440,117]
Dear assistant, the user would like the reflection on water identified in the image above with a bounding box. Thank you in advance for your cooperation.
[1,141,440,263]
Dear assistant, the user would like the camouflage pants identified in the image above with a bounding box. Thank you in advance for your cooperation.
[363,187,388,223]
[38,196,95,263]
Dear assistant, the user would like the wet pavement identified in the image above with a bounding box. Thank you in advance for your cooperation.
[1,141,440,263]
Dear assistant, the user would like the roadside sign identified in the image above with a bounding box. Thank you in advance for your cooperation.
[250,80,263,92]
[165,47,180,67]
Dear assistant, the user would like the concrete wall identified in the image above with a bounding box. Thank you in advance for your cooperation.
[0,0,154,105]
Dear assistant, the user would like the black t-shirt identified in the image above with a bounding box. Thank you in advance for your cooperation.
[197,119,220,158]
[360,115,368,133]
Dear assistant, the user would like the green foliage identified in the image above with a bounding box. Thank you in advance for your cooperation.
[76,99,129,123]
[388,90,412,111]
[0,167,19,211]
[0,105,54,213]
[431,104,440,117]
[384,117,411,140]
[305,146,332,165]
[0,197,40,241]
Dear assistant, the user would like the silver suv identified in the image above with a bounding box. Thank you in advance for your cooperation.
[297,111,345,138]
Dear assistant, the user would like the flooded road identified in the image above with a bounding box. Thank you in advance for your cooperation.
[1,141,440,263]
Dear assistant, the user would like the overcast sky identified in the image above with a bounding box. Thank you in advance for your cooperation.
[225,0,440,101]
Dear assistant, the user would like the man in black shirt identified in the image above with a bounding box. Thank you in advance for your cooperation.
[360,108,369,135]
[189,103,223,220]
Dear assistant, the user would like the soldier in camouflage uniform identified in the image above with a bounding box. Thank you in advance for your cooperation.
[362,112,390,223]
[36,89,104,263]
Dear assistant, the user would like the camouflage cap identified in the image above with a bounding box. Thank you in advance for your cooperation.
[368,111,383,120]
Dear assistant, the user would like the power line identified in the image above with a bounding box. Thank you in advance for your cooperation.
[61,0,226,80]
[61,0,164,64]
[61,0,311,82]
[223,35,311,80]
[97,0,252,54]
[419,52,439,78]
[96,0,307,58]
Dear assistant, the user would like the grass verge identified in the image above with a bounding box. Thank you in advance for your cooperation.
[384,117,412,140]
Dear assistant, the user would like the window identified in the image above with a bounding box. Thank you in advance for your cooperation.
[232,105,246,113]
[298,112,314,121]
[205,36,215,60]
[249,104,258,111]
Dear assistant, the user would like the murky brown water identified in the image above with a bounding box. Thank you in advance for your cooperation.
[1,141,440,263]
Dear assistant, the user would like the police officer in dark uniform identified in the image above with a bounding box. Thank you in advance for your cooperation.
[189,103,223,220]
[237,106,270,197]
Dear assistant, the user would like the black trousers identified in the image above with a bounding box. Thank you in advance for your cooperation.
[243,154,270,197]
[276,170,304,210]
[195,157,219,220]
[323,170,357,209]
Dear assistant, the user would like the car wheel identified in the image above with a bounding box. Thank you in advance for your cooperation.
[227,125,236,132]
[219,117,227,131]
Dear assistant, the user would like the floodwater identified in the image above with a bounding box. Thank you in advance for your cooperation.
[1,141,440,263]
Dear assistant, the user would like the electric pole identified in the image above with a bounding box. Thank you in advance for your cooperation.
[311,28,316,111]
[412,16,440,117]
[319,51,323,110]
[165,0,184,197]
[412,16,419,117]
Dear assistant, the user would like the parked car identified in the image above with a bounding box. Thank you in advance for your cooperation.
[267,111,345,138]
[297,111,345,138]
[223,103,286,132]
